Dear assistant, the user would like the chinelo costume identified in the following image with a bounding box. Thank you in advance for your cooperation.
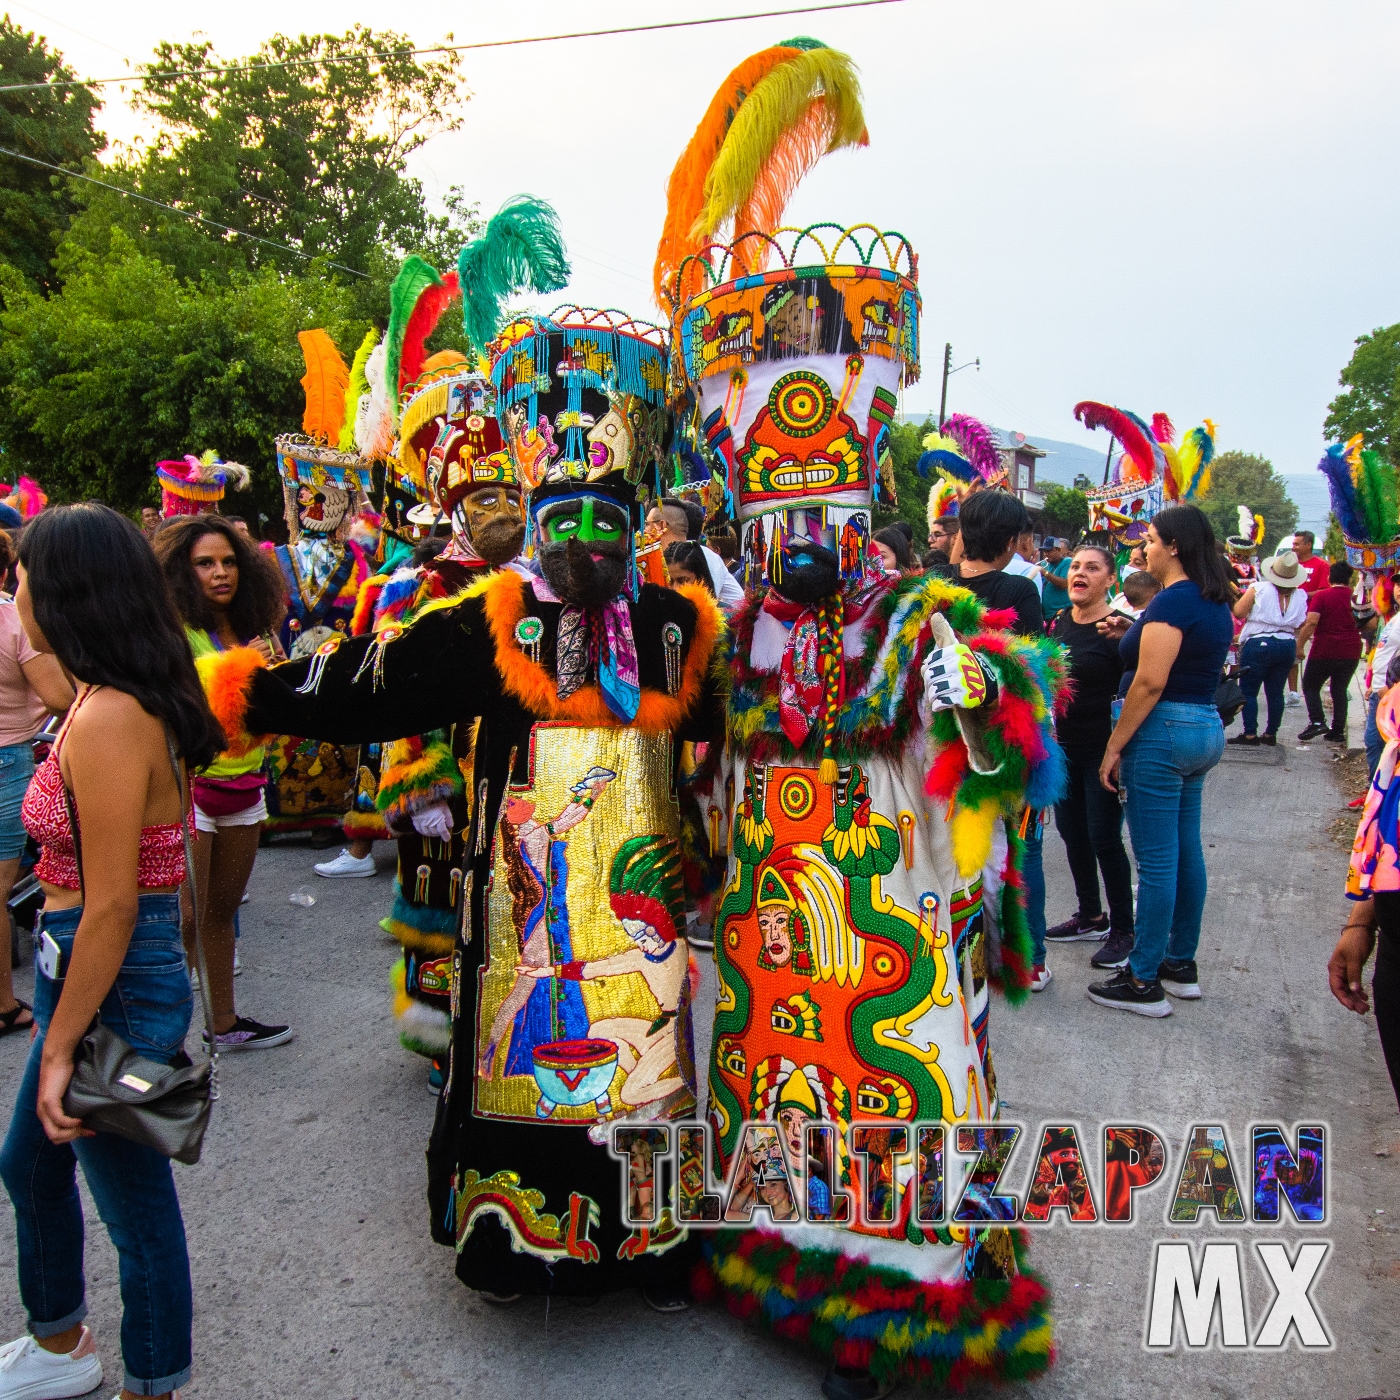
[1226,505,1266,586]
[360,201,569,1064]
[200,285,727,1300]
[264,331,376,835]
[655,39,1067,1393]
[156,451,251,518]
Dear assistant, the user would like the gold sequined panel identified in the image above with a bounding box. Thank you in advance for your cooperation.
[475,723,696,1125]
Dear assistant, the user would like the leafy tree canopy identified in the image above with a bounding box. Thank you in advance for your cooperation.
[1200,450,1299,555]
[1038,485,1088,540]
[0,18,103,291]
[873,417,935,543]
[1324,324,1400,463]
[0,237,363,521]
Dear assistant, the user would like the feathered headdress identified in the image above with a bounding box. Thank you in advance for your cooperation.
[916,414,1003,487]
[339,329,379,454]
[1227,504,1265,553]
[458,195,570,351]
[925,477,959,534]
[1164,418,1216,502]
[385,257,461,422]
[1318,432,1398,547]
[297,329,350,447]
[156,451,252,519]
[654,37,868,308]
[1073,402,1166,486]
[355,340,394,461]
[0,477,47,518]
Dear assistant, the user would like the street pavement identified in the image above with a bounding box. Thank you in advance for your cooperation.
[2,702,1395,1399]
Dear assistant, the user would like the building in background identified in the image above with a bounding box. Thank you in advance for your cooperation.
[1000,430,1047,511]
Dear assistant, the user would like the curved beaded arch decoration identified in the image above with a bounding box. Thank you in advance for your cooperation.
[490,304,669,358]
[666,223,919,316]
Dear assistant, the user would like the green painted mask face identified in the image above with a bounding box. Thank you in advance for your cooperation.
[538,495,629,546]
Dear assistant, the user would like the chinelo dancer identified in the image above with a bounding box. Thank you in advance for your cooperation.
[656,39,1065,1397]
[198,290,726,1306]
[347,202,568,1080]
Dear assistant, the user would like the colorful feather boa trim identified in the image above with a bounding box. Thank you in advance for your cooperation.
[380,892,458,952]
[342,809,390,841]
[694,1229,1053,1388]
[195,649,266,761]
[376,736,461,828]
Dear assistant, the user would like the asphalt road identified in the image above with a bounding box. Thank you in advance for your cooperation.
[1,703,1395,1399]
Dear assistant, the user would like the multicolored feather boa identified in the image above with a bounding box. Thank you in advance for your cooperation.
[694,1227,1053,1388]
[726,573,1069,866]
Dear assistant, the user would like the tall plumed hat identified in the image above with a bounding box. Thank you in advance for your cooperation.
[157,451,251,519]
[657,39,918,586]
[1226,505,1265,556]
[1318,433,1400,570]
[275,329,373,544]
[916,413,1005,495]
[381,197,572,543]
[489,307,671,527]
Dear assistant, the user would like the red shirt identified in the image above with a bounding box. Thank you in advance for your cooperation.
[1306,584,1362,661]
[1298,554,1330,595]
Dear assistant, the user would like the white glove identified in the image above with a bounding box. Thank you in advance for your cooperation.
[922,644,998,712]
[410,801,455,842]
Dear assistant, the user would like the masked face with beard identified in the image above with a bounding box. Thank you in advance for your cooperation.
[452,484,525,566]
[536,494,632,608]
[769,511,840,605]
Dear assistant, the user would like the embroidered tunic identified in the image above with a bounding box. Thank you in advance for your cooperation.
[227,570,724,1296]
[696,572,1065,1386]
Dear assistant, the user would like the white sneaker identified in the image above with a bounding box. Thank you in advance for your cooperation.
[313,849,376,879]
[0,1327,102,1399]
[1285,690,1302,707]
[233,947,242,977]
[1029,964,1053,992]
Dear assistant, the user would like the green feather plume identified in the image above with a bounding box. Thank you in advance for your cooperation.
[1356,447,1400,545]
[457,195,570,352]
[385,256,444,421]
[338,329,379,452]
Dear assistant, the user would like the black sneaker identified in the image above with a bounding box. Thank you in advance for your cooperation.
[203,1015,294,1051]
[1090,930,1134,969]
[1045,911,1109,942]
[1087,967,1171,1017]
[1260,733,1277,746]
[1297,722,1327,742]
[822,1367,896,1400]
[1227,733,1259,746]
[642,1282,691,1313]
[1159,958,1201,999]
[1324,731,1346,744]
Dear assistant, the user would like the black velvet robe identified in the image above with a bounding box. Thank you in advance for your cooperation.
[245,576,723,1296]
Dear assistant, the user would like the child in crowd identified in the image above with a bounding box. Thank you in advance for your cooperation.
[1110,569,1162,620]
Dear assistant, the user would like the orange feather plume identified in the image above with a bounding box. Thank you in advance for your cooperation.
[297,329,349,446]
[653,44,803,308]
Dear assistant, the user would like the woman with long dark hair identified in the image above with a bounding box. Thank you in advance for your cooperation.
[0,504,224,1400]
[1091,505,1234,1017]
[154,515,292,1052]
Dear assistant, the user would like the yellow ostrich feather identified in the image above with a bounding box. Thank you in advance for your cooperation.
[297,329,349,447]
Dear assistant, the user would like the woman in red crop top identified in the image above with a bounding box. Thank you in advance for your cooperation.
[0,505,224,1400]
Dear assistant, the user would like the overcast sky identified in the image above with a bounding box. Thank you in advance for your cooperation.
[11,0,1400,478]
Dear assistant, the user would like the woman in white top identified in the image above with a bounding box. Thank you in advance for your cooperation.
[1229,550,1309,745]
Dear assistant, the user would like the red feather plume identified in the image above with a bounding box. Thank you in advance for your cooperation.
[1150,412,1175,445]
[400,271,460,396]
[1073,401,1155,484]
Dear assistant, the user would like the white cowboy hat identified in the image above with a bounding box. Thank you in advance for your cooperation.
[1259,550,1307,588]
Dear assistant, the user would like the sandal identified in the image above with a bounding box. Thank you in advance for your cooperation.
[0,999,34,1036]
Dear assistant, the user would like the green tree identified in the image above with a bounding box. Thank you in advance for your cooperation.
[1322,513,1347,563]
[1039,485,1089,539]
[61,26,473,305]
[0,18,102,291]
[1200,450,1298,555]
[0,235,363,519]
[1324,324,1400,462]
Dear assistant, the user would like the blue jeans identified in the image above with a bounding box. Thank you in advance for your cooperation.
[1022,810,1046,966]
[1366,692,1384,778]
[1238,635,1296,736]
[0,895,194,1396]
[1121,702,1225,981]
[0,740,35,861]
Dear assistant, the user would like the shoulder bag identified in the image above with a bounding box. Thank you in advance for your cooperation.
[59,729,218,1165]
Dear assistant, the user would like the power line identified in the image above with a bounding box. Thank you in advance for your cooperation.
[0,0,908,93]
[0,145,371,278]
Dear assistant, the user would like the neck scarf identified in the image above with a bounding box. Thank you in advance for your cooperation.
[552,595,641,722]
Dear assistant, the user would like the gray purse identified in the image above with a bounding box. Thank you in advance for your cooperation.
[59,730,218,1165]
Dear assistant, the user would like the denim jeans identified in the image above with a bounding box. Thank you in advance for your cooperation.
[1021,811,1045,967]
[0,895,194,1396]
[0,741,35,861]
[1120,702,1224,981]
[1366,692,1385,778]
[1238,634,1297,736]
[1054,748,1136,937]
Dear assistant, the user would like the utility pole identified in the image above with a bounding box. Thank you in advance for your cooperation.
[1102,437,1116,487]
[938,342,952,429]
